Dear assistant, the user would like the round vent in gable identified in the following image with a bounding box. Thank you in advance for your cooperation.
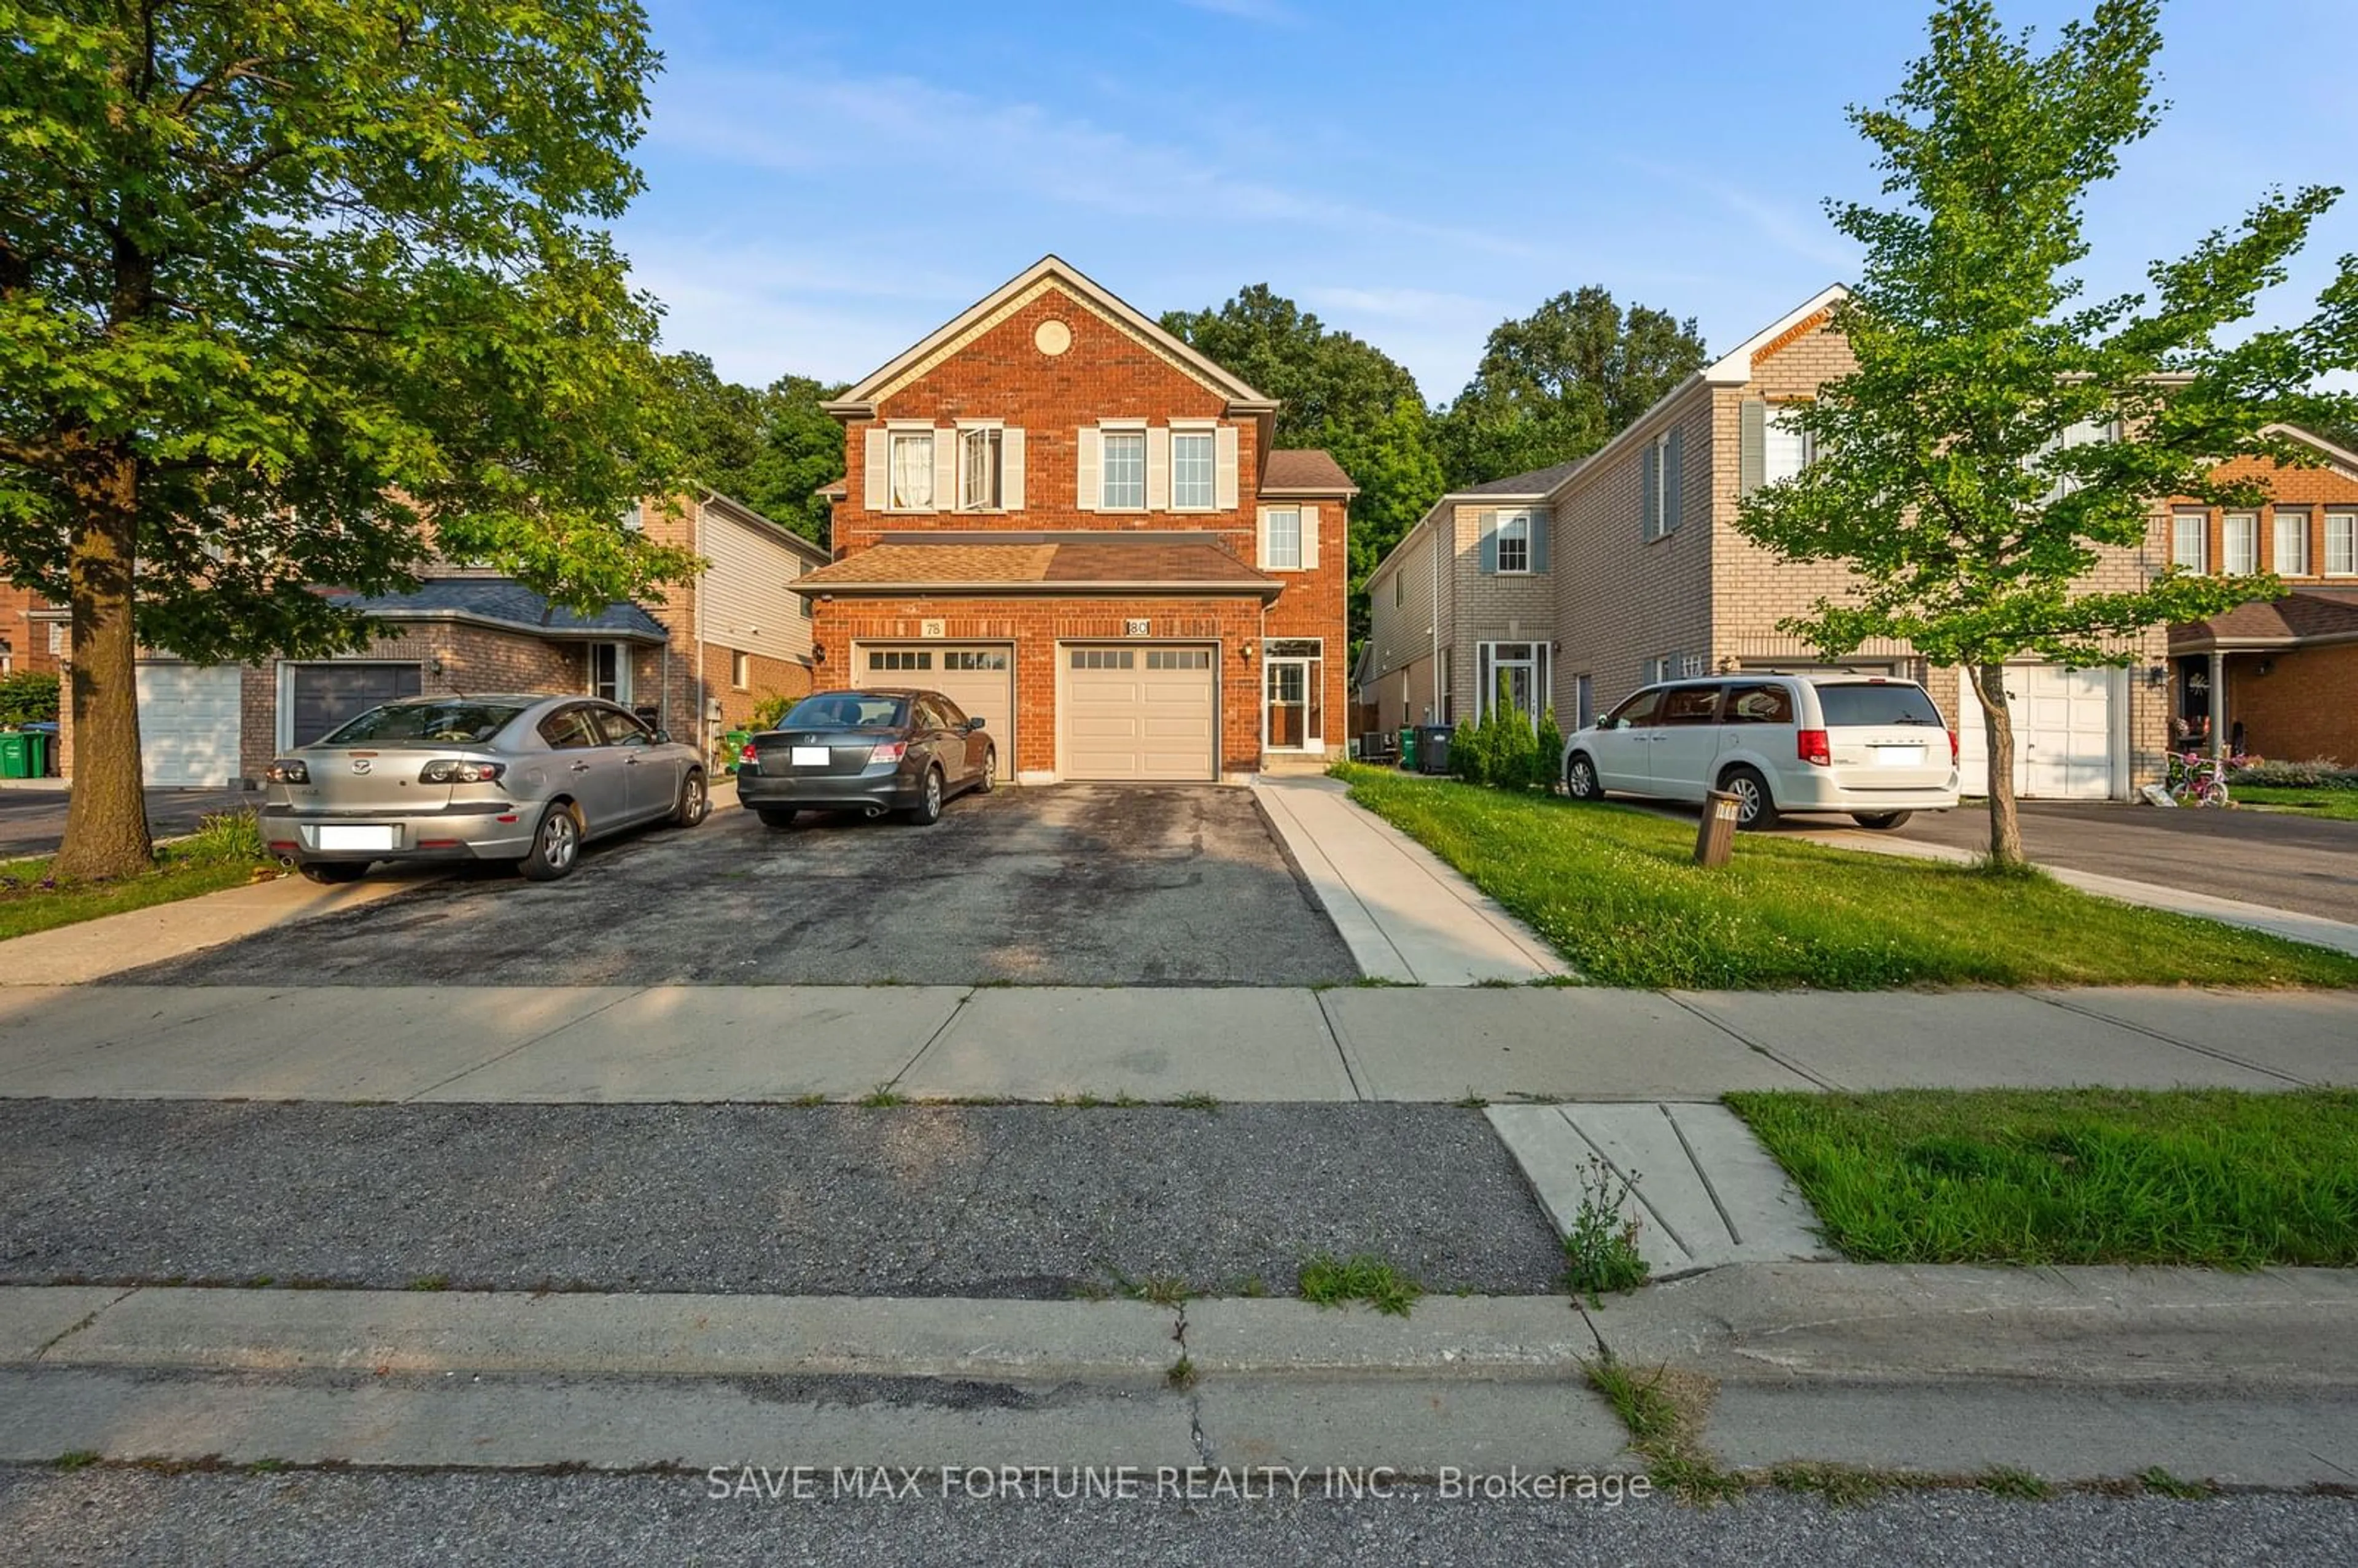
[1033,319,1073,356]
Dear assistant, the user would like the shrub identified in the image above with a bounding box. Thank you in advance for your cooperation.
[1533,707,1565,792]
[750,693,796,731]
[2230,757,2358,790]
[1489,696,1536,788]
[1449,715,1487,785]
[0,670,60,728]
[176,810,267,866]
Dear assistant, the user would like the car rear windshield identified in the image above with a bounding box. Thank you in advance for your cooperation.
[318,701,529,747]
[777,694,909,730]
[1814,683,1945,728]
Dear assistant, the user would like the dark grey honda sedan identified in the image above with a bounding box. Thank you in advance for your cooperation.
[736,688,994,828]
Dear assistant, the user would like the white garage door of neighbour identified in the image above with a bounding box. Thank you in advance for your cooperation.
[862,645,1014,780]
[1956,665,2118,800]
[136,663,243,786]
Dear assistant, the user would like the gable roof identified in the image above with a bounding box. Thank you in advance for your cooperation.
[1259,449,1360,497]
[788,532,1280,599]
[2173,586,2358,651]
[823,255,1277,419]
[702,489,831,565]
[1458,457,1586,497]
[1702,284,1850,384]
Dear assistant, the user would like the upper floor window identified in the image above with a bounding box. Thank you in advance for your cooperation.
[621,503,644,533]
[1641,430,1683,541]
[1393,571,1404,607]
[2274,508,2311,575]
[1495,513,1531,574]
[1265,506,1302,570]
[1763,407,1813,484]
[2171,510,2208,573]
[1171,430,1216,510]
[1101,430,1146,509]
[959,427,1002,511]
[889,430,934,510]
[2328,513,2357,576]
[2222,513,2258,576]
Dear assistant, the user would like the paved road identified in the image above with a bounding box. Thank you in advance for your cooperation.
[0,1101,1562,1297]
[1871,800,2358,925]
[0,784,256,859]
[112,785,1358,987]
[2,1470,2349,1566]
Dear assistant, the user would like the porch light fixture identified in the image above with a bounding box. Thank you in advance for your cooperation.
[813,643,828,664]
[1240,641,1256,662]
[2144,666,2170,688]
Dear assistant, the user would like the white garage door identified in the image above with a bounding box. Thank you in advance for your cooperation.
[862,645,1014,780]
[1060,645,1216,781]
[1956,665,2121,800]
[136,662,243,786]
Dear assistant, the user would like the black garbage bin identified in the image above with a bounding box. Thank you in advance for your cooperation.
[1417,724,1453,775]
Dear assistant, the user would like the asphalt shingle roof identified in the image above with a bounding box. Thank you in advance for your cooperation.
[327,578,669,641]
[1457,457,1586,497]
[793,536,1278,594]
[2173,587,2358,649]
[1261,449,1358,494]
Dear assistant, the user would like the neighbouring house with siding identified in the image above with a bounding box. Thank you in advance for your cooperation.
[53,489,826,787]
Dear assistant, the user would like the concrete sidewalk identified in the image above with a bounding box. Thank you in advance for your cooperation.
[1255,775,1565,985]
[8,1267,2356,1483]
[1,982,2350,1102]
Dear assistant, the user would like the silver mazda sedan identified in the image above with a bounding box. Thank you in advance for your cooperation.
[261,694,708,883]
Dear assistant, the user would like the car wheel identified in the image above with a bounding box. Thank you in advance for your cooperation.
[669,770,709,828]
[298,862,368,885]
[757,808,798,829]
[904,767,944,826]
[1851,810,1913,830]
[1719,766,1778,831]
[1564,752,1602,801]
[976,750,996,794]
[518,804,582,881]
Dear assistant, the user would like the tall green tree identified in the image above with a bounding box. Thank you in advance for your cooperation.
[661,357,845,545]
[0,1,698,879]
[1735,0,2358,866]
[1434,287,1706,487]
[1161,285,1447,639]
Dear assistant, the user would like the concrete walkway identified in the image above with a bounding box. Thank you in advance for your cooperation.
[0,872,422,985]
[1798,821,2358,958]
[1255,775,1565,985]
[2,982,2351,1102]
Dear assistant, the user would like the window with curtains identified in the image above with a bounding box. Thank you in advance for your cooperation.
[1266,507,1302,570]
[2329,513,2357,576]
[2274,509,2311,575]
[959,428,1002,511]
[1100,430,1146,508]
[1171,430,1215,509]
[2223,513,2258,575]
[888,431,934,510]
[1762,407,1813,483]
[2171,511,2208,573]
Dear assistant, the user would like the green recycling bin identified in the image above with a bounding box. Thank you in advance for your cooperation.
[21,731,47,777]
[718,728,752,773]
[1397,726,1418,770]
[0,732,30,780]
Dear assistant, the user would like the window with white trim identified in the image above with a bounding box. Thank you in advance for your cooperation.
[959,427,1002,511]
[1476,641,1548,729]
[1100,431,1146,509]
[1170,430,1215,510]
[1266,507,1302,570]
[731,651,750,689]
[887,430,935,510]
[2171,510,2208,573]
[2274,508,2311,576]
[1762,406,1813,484]
[2328,513,2357,576]
[590,643,632,705]
[1495,511,1530,574]
[2222,513,2258,576]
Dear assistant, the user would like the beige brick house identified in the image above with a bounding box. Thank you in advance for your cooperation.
[56,490,825,787]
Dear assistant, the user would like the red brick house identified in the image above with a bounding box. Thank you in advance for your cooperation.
[792,256,1354,783]
[1,583,62,678]
[2168,426,2358,764]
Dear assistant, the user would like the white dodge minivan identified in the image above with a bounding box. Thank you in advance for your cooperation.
[1560,673,1960,829]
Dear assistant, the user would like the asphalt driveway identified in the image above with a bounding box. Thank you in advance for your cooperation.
[0,785,257,859]
[114,784,1359,987]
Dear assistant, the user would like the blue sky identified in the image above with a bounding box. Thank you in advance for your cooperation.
[617,0,2358,401]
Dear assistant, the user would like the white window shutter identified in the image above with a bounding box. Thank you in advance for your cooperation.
[1002,427,1025,510]
[1255,506,1271,569]
[863,428,887,509]
[1301,504,1319,570]
[1215,425,1239,510]
[1146,427,1170,510]
[931,429,955,514]
[1076,427,1101,511]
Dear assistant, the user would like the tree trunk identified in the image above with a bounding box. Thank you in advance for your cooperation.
[1969,661,2025,869]
[52,441,155,882]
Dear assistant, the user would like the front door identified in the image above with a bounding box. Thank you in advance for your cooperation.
[1264,641,1324,753]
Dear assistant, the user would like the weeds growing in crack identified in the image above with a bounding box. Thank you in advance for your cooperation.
[1979,1465,2055,1500]
[1564,1154,1650,1305]
[858,1084,908,1108]
[1297,1253,1422,1317]
[1584,1351,1742,1504]
[1166,1355,1199,1391]
[1130,1275,1189,1308]
[1767,1461,1936,1507]
[2137,1466,2212,1499]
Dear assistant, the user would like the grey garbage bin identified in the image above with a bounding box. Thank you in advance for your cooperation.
[1417,724,1453,775]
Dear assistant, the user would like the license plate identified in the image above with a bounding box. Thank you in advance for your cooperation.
[317,825,397,851]
[790,746,831,767]
[1872,745,1926,767]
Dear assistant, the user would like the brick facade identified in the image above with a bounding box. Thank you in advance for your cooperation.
[1,584,60,677]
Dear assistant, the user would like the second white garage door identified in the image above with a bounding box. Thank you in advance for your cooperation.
[1060,645,1216,781]
[135,662,243,786]
[862,644,1013,780]
[1956,664,2123,799]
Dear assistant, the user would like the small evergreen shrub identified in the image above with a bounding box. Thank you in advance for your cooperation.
[2230,757,2358,790]
[1533,707,1565,792]
[1449,715,1487,784]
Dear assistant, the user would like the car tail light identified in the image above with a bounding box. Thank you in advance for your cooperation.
[1797,729,1832,767]
[868,740,908,766]
[266,759,309,784]
[737,741,758,772]
[1948,728,1960,764]
[419,759,505,785]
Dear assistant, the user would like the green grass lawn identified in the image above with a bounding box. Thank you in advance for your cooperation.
[2232,784,2358,821]
[1334,764,2358,989]
[0,812,278,944]
[1727,1089,2358,1267]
